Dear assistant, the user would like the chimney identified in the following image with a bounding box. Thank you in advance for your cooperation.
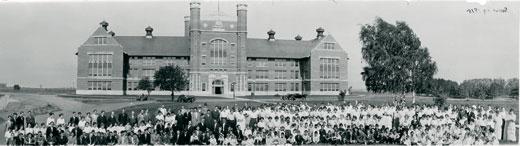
[145,26,153,39]
[190,2,201,31]
[99,20,109,31]
[184,16,190,37]
[237,3,247,32]
[108,31,115,36]
[316,27,325,39]
[267,29,275,41]
[295,35,302,41]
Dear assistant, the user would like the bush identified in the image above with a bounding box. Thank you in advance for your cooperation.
[13,84,21,91]
[274,94,280,97]
[434,96,447,107]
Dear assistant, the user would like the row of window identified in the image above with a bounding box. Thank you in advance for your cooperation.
[247,83,269,91]
[245,83,301,92]
[128,68,156,78]
[320,83,340,91]
[319,58,340,79]
[247,58,299,68]
[247,70,300,80]
[129,56,189,60]
[127,81,138,91]
[87,81,112,90]
[88,54,113,77]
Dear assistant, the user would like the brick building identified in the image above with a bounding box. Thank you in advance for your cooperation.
[76,2,349,96]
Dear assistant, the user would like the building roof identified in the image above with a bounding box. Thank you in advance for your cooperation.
[113,36,320,58]
[114,36,190,56]
[246,38,319,58]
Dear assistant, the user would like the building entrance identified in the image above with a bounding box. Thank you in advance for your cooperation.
[212,80,224,95]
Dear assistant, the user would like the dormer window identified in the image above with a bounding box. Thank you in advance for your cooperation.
[324,42,335,50]
[95,37,107,44]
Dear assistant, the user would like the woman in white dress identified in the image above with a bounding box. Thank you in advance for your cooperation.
[505,109,517,142]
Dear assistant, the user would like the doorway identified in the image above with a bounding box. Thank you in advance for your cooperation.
[212,80,224,95]
[214,87,222,94]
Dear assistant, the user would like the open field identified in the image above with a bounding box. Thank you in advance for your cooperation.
[0,87,75,95]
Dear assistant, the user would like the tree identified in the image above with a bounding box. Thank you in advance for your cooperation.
[137,77,154,96]
[506,78,518,98]
[13,84,21,91]
[360,17,437,96]
[153,65,189,101]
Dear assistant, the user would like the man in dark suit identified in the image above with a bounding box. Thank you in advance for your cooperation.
[144,129,152,145]
[97,111,107,128]
[211,107,220,122]
[69,112,80,126]
[137,130,146,145]
[26,111,36,128]
[45,122,59,138]
[15,112,25,130]
[198,118,207,132]
[71,124,83,142]
[108,111,118,126]
[210,119,220,132]
[118,109,129,125]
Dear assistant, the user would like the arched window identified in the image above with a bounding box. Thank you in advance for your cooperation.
[210,39,228,66]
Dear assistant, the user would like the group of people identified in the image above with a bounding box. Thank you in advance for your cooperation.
[3,100,518,145]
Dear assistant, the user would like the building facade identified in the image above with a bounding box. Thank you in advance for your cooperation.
[76,2,349,96]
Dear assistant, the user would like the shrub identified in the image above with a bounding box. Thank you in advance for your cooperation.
[13,84,21,91]
[434,96,447,107]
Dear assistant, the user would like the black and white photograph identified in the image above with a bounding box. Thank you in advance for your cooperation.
[0,0,519,145]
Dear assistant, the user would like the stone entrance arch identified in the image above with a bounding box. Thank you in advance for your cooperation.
[212,79,224,94]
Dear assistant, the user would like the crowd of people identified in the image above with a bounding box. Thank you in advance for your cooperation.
[3,101,518,145]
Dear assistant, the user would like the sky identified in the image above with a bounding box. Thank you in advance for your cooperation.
[0,0,518,89]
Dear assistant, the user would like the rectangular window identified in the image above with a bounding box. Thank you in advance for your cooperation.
[320,58,340,79]
[320,83,339,92]
[256,70,268,79]
[95,37,107,44]
[275,83,287,91]
[88,54,113,77]
[324,43,335,50]
[247,70,252,79]
[201,56,206,65]
[88,81,112,91]
[248,83,252,91]
[143,69,155,78]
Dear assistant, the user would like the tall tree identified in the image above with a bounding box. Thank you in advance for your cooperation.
[360,17,437,96]
[137,77,154,96]
[153,65,189,101]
